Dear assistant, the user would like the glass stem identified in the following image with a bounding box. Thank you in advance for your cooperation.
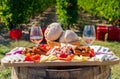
[35,43,39,46]
[87,44,91,47]
[16,39,19,47]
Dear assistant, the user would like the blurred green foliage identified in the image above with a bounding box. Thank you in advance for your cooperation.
[0,0,55,30]
[0,0,120,30]
[56,0,78,29]
[78,0,120,25]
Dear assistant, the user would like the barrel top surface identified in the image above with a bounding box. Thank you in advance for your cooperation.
[1,59,120,67]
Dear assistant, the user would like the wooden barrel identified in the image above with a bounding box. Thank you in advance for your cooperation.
[11,66,110,79]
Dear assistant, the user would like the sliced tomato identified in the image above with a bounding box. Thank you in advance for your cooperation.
[59,53,67,58]
[24,56,33,61]
[88,49,94,57]
[57,54,73,61]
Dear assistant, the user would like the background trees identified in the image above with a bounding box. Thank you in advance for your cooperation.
[78,0,120,25]
[0,0,55,30]
[56,0,78,29]
[0,0,119,30]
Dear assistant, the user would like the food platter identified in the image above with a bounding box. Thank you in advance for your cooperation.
[1,59,120,67]
[1,44,120,68]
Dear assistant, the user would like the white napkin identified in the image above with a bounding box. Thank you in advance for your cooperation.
[90,45,119,61]
[1,54,25,63]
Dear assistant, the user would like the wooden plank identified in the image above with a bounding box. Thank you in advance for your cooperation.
[11,67,19,79]
[19,67,28,79]
[11,66,110,79]
[1,59,120,67]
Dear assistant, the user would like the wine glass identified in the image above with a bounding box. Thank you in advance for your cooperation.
[83,25,96,46]
[30,26,43,46]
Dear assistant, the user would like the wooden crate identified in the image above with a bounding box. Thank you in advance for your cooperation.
[96,25,108,41]
[108,26,120,41]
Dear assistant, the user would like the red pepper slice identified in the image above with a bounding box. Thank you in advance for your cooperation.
[32,55,40,60]
[24,55,40,62]
[57,54,74,61]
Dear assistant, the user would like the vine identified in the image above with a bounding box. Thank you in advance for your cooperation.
[56,0,78,29]
[0,0,56,30]
[1,0,119,30]
[78,0,120,25]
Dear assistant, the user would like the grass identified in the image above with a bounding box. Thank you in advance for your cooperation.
[0,40,120,79]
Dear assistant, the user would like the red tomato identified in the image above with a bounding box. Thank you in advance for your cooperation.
[59,53,67,58]
[9,29,22,40]
[57,54,73,61]
[24,56,33,61]
[88,49,94,57]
